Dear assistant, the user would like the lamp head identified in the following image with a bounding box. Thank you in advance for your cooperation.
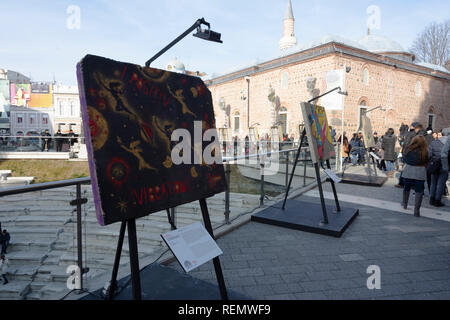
[193,26,223,43]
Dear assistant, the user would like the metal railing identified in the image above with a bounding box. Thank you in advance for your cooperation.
[0,140,340,299]
[0,177,91,291]
[0,135,84,152]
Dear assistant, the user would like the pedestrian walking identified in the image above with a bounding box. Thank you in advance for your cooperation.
[381,128,397,177]
[401,136,430,217]
[0,255,9,285]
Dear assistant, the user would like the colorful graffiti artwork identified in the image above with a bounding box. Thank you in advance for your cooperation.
[301,102,335,164]
[77,55,226,226]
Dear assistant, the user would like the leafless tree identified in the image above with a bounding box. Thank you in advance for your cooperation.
[410,20,449,67]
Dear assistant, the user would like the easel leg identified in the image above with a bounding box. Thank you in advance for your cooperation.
[282,129,306,209]
[314,163,329,224]
[372,153,378,177]
[365,149,373,181]
[326,160,341,212]
[107,220,127,300]
[127,218,142,300]
[199,199,228,300]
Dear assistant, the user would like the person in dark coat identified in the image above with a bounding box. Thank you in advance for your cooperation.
[1,230,10,254]
[381,128,397,177]
[428,129,449,207]
[68,129,77,147]
[402,123,424,153]
[55,129,63,152]
[41,129,51,152]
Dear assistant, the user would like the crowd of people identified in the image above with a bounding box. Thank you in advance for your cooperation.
[41,129,77,152]
[339,122,449,217]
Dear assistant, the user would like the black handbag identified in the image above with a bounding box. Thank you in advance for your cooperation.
[427,159,441,174]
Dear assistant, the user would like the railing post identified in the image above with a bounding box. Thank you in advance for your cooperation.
[76,183,83,291]
[285,151,289,188]
[303,149,307,187]
[224,162,231,224]
[260,161,265,207]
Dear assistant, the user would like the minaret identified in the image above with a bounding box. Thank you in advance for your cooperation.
[279,0,297,51]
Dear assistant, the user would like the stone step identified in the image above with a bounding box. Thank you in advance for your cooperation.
[6,265,38,282]
[0,280,30,299]
[29,281,48,292]
[7,250,48,265]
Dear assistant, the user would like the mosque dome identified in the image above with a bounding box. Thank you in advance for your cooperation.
[357,34,405,53]
[167,58,186,74]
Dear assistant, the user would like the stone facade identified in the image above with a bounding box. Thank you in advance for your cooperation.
[52,84,82,134]
[206,43,450,141]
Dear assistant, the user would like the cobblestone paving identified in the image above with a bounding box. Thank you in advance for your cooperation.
[169,195,450,300]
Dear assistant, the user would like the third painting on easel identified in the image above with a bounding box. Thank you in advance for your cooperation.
[360,115,376,148]
[301,102,335,164]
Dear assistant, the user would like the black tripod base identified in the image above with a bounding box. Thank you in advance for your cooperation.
[339,173,387,187]
[251,200,358,238]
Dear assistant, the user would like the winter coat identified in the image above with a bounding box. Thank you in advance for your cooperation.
[402,149,429,181]
[442,136,450,172]
[381,134,397,161]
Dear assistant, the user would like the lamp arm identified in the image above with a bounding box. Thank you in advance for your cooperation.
[308,86,341,104]
[145,18,207,67]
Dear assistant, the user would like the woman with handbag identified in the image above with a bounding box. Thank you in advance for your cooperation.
[401,135,430,217]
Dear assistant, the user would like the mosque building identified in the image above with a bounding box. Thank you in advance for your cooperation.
[205,0,450,141]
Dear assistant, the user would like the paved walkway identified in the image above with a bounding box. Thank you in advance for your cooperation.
[168,169,450,300]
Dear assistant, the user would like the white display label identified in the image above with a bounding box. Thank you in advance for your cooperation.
[324,169,342,183]
[161,222,223,273]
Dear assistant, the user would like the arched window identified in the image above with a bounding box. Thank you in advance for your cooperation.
[363,68,369,85]
[279,107,288,135]
[415,81,421,97]
[281,72,289,89]
[427,107,435,131]
[233,112,240,132]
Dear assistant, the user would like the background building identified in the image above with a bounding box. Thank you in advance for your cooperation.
[206,1,450,141]
[53,84,82,134]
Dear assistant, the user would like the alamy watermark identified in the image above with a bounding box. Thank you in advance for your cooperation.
[66,5,81,30]
[170,121,280,174]
[366,5,381,31]
[366,265,381,290]
[66,265,81,290]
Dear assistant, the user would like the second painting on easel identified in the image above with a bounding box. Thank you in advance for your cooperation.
[301,102,335,164]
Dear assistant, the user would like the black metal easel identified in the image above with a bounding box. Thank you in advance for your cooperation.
[107,218,142,300]
[281,90,343,224]
[106,199,228,300]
